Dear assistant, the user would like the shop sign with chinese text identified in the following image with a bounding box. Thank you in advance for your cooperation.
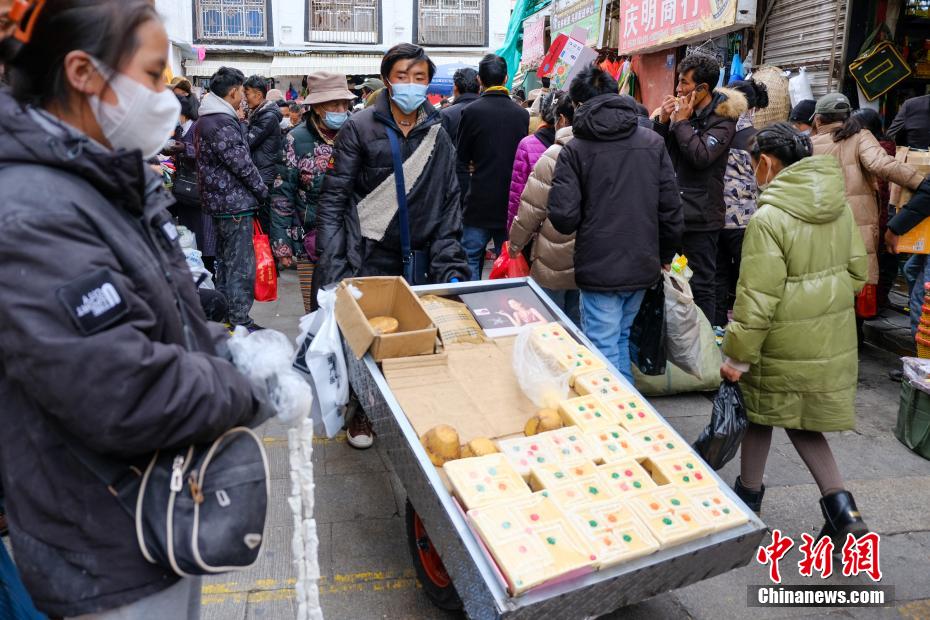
[522,12,548,68]
[618,0,755,55]
[551,0,604,47]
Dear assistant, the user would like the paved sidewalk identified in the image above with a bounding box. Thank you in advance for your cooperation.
[207,273,930,619]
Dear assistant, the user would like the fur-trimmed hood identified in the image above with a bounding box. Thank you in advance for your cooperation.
[711,87,748,120]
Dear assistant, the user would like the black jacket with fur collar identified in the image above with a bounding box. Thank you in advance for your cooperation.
[655,87,746,232]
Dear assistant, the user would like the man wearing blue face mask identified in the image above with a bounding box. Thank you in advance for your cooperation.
[315,43,469,448]
[269,71,355,274]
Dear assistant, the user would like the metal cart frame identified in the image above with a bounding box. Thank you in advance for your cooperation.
[343,278,768,620]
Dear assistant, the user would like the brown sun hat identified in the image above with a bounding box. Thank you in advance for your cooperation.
[304,71,356,105]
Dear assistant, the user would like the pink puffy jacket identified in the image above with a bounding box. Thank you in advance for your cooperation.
[507,128,555,231]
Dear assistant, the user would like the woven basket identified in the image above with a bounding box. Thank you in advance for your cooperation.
[751,65,790,129]
[917,334,930,359]
[296,258,315,314]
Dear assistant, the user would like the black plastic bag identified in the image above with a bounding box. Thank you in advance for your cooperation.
[629,281,666,375]
[694,380,748,470]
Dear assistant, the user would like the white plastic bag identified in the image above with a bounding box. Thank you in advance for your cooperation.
[512,326,571,409]
[788,67,813,107]
[183,248,215,289]
[227,327,314,424]
[663,271,703,378]
[293,287,350,438]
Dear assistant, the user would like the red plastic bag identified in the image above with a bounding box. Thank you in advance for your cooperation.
[489,242,530,280]
[253,220,278,302]
[855,284,877,319]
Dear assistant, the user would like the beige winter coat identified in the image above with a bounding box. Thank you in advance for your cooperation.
[812,123,924,284]
[508,126,576,290]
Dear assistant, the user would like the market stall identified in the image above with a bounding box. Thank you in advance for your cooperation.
[324,276,766,619]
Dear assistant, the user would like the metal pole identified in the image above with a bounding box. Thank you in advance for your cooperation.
[826,0,844,91]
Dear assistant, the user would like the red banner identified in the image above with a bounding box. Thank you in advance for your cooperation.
[618,0,738,55]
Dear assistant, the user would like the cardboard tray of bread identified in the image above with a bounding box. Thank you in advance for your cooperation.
[339,277,767,620]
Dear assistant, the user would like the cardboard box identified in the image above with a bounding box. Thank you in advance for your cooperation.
[335,277,438,361]
[893,149,930,254]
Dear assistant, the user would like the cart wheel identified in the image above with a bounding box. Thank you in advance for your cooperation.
[405,499,463,611]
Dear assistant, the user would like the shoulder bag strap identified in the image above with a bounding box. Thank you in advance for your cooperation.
[385,125,412,263]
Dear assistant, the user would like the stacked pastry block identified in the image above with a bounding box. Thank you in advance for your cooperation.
[287,417,324,620]
[439,323,749,596]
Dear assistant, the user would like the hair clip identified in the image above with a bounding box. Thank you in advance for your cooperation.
[10,0,45,44]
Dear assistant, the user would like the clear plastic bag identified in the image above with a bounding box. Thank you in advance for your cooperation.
[693,380,748,470]
[511,326,571,409]
[228,327,314,425]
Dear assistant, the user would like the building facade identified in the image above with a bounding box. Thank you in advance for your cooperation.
[156,0,513,87]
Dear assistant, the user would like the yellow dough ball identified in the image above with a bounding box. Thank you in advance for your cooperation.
[461,438,498,458]
[524,409,563,436]
[420,425,461,466]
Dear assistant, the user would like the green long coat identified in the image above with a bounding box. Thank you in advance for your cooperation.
[722,155,868,432]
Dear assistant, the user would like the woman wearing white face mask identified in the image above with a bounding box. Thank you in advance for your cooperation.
[269,71,355,278]
[0,2,269,618]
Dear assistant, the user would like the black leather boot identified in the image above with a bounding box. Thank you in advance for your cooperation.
[817,490,869,546]
[734,476,765,514]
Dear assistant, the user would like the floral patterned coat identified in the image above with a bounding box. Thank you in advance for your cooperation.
[269,119,335,259]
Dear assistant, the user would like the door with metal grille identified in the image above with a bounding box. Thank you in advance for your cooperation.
[761,0,850,96]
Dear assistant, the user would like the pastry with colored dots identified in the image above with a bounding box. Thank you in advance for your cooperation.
[557,395,618,432]
[530,322,576,353]
[544,427,601,462]
[642,452,715,489]
[496,434,561,477]
[632,425,684,457]
[467,492,597,594]
[553,346,607,385]
[442,453,532,510]
[528,460,598,491]
[572,370,628,400]
[626,488,713,548]
[538,476,615,512]
[686,487,749,532]
[596,458,657,495]
[565,500,660,568]
[584,426,644,463]
[606,396,663,432]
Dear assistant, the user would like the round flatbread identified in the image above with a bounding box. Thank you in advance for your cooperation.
[368,315,399,334]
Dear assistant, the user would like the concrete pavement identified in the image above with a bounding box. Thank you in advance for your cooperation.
[208,272,930,619]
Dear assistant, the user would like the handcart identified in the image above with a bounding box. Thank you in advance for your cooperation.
[342,278,767,620]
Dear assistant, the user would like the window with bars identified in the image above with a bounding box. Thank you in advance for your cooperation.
[196,0,269,42]
[308,0,380,44]
[417,0,486,46]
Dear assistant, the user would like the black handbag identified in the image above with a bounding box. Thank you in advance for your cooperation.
[64,426,270,576]
[386,124,430,285]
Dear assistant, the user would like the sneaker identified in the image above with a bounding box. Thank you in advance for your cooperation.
[245,322,265,334]
[347,411,374,449]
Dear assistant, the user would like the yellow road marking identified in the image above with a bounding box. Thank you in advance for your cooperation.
[201,570,420,604]
[899,599,930,620]
[262,433,346,446]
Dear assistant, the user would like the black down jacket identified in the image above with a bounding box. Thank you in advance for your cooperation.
[315,90,470,291]
[548,94,684,292]
[0,89,265,617]
[247,98,284,184]
[653,87,744,232]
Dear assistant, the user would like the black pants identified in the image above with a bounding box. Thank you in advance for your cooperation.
[682,230,719,324]
[714,228,745,326]
[198,288,228,323]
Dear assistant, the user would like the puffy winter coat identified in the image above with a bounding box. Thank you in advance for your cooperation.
[508,127,577,290]
[655,87,745,231]
[195,93,268,216]
[315,90,469,290]
[548,94,684,292]
[812,123,925,284]
[0,90,263,617]
[723,155,867,432]
[247,98,284,184]
[507,126,555,231]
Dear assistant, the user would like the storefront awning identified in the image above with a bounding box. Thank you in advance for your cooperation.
[185,58,272,77]
[270,53,485,77]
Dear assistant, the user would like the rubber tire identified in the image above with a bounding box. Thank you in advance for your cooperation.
[405,499,463,611]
